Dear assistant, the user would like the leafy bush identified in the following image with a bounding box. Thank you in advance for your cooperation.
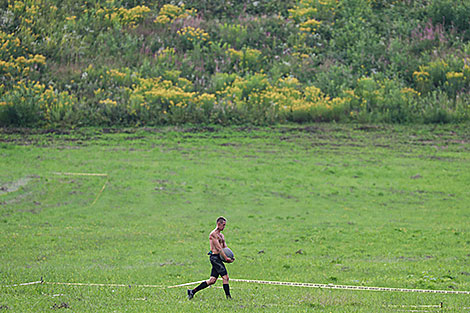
[0,81,77,126]
[413,56,470,98]
[427,0,470,40]
[2,0,470,126]
[345,77,421,123]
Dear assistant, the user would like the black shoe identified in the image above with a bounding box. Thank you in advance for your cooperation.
[187,289,194,300]
[226,295,232,299]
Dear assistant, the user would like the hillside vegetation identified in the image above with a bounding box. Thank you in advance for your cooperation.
[1,0,470,126]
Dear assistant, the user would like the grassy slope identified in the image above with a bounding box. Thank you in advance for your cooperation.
[1,124,470,311]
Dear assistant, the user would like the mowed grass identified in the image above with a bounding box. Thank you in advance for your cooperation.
[1,124,470,312]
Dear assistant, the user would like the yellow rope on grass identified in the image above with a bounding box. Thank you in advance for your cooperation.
[52,172,108,208]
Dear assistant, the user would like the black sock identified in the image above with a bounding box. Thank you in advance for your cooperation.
[193,281,208,294]
[223,284,231,298]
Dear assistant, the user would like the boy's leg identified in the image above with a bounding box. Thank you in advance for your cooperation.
[188,277,217,300]
[222,275,231,299]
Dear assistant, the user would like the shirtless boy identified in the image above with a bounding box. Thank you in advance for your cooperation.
[187,216,234,299]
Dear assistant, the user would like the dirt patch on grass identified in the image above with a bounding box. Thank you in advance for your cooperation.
[159,260,185,267]
[102,128,135,134]
[0,175,38,196]
[17,207,42,214]
[183,126,217,133]
[124,136,146,141]
[220,142,241,147]
[354,125,385,131]
[51,302,70,310]
[271,191,298,200]
[278,125,324,133]
[0,128,70,135]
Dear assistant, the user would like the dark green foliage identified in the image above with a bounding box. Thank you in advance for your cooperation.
[427,0,470,40]
[2,0,470,126]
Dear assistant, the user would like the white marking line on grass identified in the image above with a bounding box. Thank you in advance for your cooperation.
[167,280,205,288]
[5,279,470,296]
[52,172,108,177]
[168,278,470,295]
[232,278,470,295]
[387,304,443,308]
[44,282,165,288]
[1,280,161,289]
[0,281,43,287]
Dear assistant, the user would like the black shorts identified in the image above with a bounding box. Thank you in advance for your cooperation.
[210,254,228,278]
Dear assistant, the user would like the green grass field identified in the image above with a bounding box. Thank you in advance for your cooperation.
[1,124,470,312]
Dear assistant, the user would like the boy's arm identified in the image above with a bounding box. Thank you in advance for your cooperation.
[221,234,228,248]
[210,233,231,261]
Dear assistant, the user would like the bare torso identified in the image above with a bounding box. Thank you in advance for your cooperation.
[210,228,227,254]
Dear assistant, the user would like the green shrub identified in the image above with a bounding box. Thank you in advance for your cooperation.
[428,0,470,40]
[419,91,470,124]
[218,23,249,50]
[345,77,421,123]
[314,64,355,97]
[2,0,470,126]
[0,81,77,127]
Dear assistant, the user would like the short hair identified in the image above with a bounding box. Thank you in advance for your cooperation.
[216,216,226,224]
